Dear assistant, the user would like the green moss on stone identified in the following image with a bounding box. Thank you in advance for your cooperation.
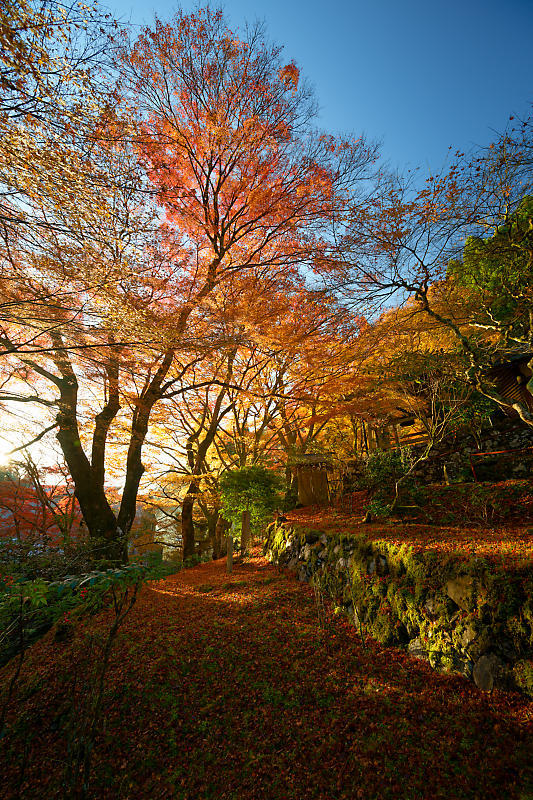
[264,518,533,696]
[513,659,533,696]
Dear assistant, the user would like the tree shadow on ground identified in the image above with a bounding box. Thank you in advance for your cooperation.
[1,554,531,799]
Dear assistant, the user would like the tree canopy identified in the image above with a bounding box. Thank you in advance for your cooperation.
[1,1,532,563]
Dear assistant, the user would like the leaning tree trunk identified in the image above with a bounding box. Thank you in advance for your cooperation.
[117,349,176,560]
[51,335,176,564]
[56,375,124,563]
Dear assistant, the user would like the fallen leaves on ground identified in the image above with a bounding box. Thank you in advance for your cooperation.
[288,493,533,571]
[1,549,532,799]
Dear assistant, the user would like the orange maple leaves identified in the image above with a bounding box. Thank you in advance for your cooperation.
[279,61,299,91]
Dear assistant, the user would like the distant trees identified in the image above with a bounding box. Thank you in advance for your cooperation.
[0,457,82,564]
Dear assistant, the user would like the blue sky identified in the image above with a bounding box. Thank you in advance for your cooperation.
[107,0,533,175]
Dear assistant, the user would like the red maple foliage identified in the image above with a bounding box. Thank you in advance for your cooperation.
[0,478,84,552]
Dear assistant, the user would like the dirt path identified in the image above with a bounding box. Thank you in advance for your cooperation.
[1,552,532,799]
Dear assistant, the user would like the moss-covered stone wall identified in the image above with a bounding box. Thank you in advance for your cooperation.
[264,522,533,696]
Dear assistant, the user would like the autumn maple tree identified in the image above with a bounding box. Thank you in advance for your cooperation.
[123,7,377,303]
[110,7,375,557]
[0,5,378,562]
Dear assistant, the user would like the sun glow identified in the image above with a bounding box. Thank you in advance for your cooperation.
[0,437,16,467]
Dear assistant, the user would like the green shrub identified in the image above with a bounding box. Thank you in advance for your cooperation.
[362,447,414,492]
[0,564,149,667]
[220,466,282,540]
[363,495,392,519]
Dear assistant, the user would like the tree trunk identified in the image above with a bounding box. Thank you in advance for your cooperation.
[56,380,123,563]
[205,508,218,558]
[52,340,175,564]
[361,421,369,455]
[181,489,196,560]
[226,530,233,574]
[283,468,298,511]
[241,509,251,556]
[393,425,401,447]
[180,352,236,560]
[213,514,229,559]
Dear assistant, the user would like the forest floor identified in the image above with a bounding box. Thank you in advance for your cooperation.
[1,541,533,799]
[287,499,533,571]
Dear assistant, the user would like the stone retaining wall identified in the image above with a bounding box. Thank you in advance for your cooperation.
[264,522,533,696]
[409,419,533,484]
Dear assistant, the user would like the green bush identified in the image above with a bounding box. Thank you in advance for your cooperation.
[220,466,282,540]
[0,564,149,667]
[363,447,414,491]
[363,495,392,519]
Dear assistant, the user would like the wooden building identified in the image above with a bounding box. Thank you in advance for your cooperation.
[486,353,533,414]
